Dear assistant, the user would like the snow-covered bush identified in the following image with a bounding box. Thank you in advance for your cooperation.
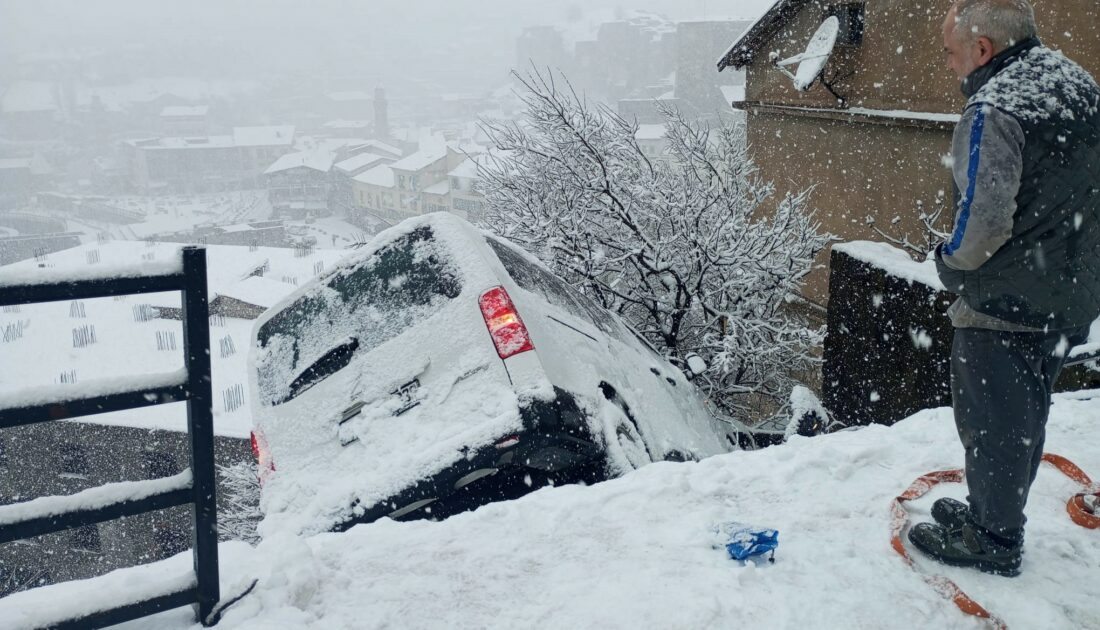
[217,461,262,544]
[477,71,830,422]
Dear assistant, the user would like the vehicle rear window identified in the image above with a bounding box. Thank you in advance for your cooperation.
[255,226,461,406]
[484,236,626,342]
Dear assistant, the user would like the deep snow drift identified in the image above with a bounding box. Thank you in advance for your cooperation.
[4,392,1098,629]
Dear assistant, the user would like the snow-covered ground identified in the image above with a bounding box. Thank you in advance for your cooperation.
[3,393,1097,629]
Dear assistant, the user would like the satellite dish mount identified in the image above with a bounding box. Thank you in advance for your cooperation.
[769,16,847,104]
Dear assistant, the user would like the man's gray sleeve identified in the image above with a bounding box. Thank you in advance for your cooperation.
[937,104,1025,271]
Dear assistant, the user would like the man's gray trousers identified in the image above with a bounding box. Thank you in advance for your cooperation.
[951,325,1090,542]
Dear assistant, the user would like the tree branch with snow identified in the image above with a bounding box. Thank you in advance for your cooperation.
[476,70,831,423]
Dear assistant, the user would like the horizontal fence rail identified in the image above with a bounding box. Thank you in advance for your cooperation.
[0,246,222,628]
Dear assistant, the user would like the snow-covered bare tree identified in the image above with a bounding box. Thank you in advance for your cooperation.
[477,70,831,422]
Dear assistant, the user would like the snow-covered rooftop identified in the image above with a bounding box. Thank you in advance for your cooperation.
[353,164,395,187]
[216,275,297,309]
[323,120,371,129]
[160,105,209,117]
[264,150,336,175]
[233,125,296,147]
[390,147,448,172]
[448,157,479,179]
[422,180,450,196]
[334,152,386,175]
[127,126,296,152]
[719,85,747,104]
[635,124,668,141]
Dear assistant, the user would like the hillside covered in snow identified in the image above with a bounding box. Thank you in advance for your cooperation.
[3,393,1098,629]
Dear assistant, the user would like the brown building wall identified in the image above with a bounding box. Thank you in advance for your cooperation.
[738,0,1100,306]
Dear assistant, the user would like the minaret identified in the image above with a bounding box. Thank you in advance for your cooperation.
[374,87,390,140]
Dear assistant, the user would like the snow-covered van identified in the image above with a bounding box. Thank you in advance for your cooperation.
[249,213,731,534]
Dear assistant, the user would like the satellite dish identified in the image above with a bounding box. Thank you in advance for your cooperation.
[771,16,840,92]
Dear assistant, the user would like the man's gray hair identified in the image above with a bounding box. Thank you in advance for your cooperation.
[953,0,1038,50]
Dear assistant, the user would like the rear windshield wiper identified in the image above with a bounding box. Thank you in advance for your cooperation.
[283,337,361,403]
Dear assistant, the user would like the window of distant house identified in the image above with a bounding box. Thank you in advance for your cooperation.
[59,442,89,476]
[70,524,102,553]
[826,3,866,47]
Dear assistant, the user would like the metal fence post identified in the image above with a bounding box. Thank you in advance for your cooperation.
[181,247,221,623]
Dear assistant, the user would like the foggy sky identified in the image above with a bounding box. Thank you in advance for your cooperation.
[2,0,776,92]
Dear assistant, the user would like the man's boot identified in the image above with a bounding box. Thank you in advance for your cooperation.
[908,520,1022,577]
[931,497,971,529]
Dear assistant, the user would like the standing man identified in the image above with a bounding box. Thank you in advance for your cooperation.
[909,0,1100,576]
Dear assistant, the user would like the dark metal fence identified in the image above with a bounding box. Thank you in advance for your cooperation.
[0,246,221,628]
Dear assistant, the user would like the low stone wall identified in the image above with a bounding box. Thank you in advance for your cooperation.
[823,242,1100,427]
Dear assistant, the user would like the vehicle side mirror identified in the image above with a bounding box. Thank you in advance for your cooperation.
[685,353,707,377]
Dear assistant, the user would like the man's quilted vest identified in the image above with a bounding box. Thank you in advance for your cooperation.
[946,38,1100,330]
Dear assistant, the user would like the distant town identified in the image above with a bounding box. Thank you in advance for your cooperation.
[0,12,748,265]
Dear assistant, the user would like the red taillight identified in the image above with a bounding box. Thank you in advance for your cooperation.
[250,429,275,479]
[479,286,534,359]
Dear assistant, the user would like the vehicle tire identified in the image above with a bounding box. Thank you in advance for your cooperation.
[599,397,651,474]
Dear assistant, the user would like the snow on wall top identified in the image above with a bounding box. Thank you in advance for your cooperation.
[833,241,944,290]
[0,249,184,288]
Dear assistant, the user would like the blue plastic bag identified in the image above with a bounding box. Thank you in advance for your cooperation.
[716,522,779,562]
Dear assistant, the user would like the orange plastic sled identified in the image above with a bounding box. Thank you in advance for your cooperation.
[891,453,1099,630]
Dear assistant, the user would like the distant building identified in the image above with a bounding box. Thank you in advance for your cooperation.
[0,156,53,206]
[159,105,209,136]
[0,81,62,142]
[447,156,486,223]
[263,149,337,219]
[123,125,295,193]
[717,0,1100,305]
[350,164,399,226]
